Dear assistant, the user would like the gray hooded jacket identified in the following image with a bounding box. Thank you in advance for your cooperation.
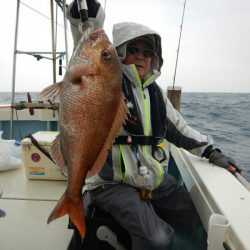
[66,4,213,190]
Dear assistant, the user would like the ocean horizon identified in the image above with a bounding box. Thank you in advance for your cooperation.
[0,91,249,182]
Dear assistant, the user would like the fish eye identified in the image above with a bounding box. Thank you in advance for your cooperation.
[71,77,82,85]
[101,49,112,60]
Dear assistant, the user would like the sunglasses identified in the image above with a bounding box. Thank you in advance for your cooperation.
[126,46,155,58]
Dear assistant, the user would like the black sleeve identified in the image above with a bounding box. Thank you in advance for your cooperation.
[165,117,208,150]
[87,0,100,17]
[70,0,100,19]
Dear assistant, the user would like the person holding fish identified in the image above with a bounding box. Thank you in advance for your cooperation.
[60,1,240,249]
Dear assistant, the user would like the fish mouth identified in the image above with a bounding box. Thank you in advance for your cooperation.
[89,29,105,41]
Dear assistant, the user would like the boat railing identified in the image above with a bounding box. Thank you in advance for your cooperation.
[171,144,250,250]
[9,0,69,138]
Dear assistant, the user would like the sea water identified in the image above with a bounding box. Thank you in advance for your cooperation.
[181,92,250,181]
[0,92,249,181]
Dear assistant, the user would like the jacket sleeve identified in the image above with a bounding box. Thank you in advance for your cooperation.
[66,1,106,50]
[161,89,214,157]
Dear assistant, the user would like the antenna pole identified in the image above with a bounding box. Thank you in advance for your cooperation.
[10,0,21,138]
[50,0,57,83]
[172,0,187,89]
[62,0,69,66]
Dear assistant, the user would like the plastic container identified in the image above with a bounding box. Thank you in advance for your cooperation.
[139,166,150,187]
[0,131,22,171]
[138,166,152,200]
[21,131,67,180]
[138,166,152,187]
[6,139,22,159]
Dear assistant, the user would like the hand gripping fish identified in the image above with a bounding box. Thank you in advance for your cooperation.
[39,28,128,239]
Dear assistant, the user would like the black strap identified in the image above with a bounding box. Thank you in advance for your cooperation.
[120,75,167,148]
[122,75,166,138]
[26,134,55,163]
[122,76,144,135]
[148,82,166,138]
[115,135,162,146]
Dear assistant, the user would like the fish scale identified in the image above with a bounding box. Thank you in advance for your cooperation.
[39,28,128,239]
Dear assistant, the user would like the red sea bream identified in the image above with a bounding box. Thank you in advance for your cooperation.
[39,28,128,239]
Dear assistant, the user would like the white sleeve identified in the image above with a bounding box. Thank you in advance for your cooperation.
[160,87,214,157]
[66,2,106,50]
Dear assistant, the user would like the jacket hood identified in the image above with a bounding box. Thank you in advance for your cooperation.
[112,22,163,72]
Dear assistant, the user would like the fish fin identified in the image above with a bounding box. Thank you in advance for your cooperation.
[47,193,86,239]
[38,81,62,102]
[50,135,67,176]
[87,93,129,177]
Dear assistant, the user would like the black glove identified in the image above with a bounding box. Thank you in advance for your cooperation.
[202,146,241,172]
[70,0,100,19]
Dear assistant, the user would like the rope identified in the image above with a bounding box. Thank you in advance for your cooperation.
[14,109,23,140]
[26,134,55,163]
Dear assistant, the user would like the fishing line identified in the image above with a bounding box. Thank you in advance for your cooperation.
[55,4,58,53]
[172,0,187,89]
[20,1,68,30]
[104,0,107,12]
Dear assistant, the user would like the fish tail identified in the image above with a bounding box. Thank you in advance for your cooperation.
[47,193,86,239]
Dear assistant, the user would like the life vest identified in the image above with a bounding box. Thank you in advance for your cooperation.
[115,75,167,147]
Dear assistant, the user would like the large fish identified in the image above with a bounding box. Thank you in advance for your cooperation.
[39,28,128,239]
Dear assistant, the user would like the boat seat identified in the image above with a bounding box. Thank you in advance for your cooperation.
[67,191,207,250]
[67,192,131,250]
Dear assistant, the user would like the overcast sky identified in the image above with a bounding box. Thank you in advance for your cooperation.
[0,0,249,93]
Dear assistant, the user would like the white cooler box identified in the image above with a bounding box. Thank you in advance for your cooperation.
[21,131,67,180]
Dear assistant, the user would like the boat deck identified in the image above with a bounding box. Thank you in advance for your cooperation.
[0,166,72,250]
[1,146,250,250]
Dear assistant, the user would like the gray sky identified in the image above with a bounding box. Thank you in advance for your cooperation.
[0,0,249,93]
